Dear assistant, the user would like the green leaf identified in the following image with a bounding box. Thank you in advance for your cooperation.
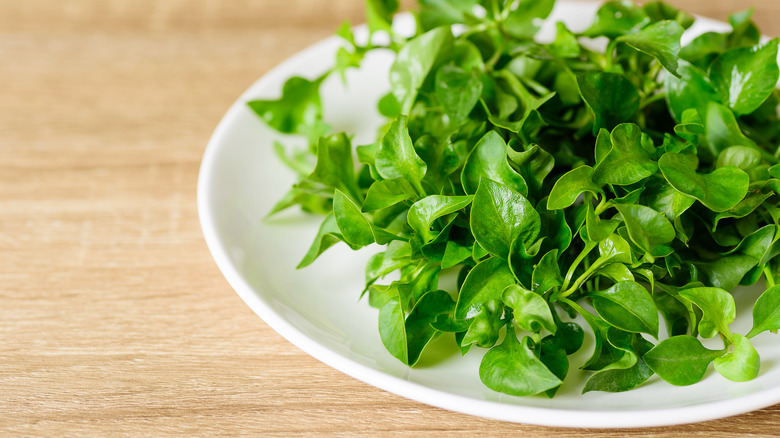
[693,254,758,292]
[550,22,581,58]
[727,9,760,48]
[506,142,555,195]
[298,213,353,269]
[716,146,762,171]
[643,335,726,386]
[665,61,720,123]
[379,263,442,311]
[654,289,690,337]
[555,321,586,356]
[582,329,654,393]
[598,263,634,283]
[415,135,462,191]
[364,0,399,34]
[470,179,540,259]
[479,331,562,397]
[390,26,452,113]
[503,0,555,39]
[247,75,328,141]
[408,195,473,243]
[616,20,684,76]
[405,290,456,366]
[455,256,516,320]
[643,1,694,28]
[308,133,361,202]
[487,72,556,133]
[268,182,331,217]
[589,281,659,338]
[461,299,504,348]
[547,166,603,210]
[363,241,411,293]
[532,249,563,295]
[593,123,658,186]
[334,189,377,247]
[680,31,727,63]
[747,285,780,338]
[584,0,650,38]
[502,284,556,334]
[418,0,479,30]
[441,240,474,269]
[378,92,402,118]
[334,190,400,247]
[435,64,483,124]
[539,338,568,398]
[658,152,749,212]
[704,101,757,159]
[678,287,736,339]
[585,201,619,242]
[578,72,640,134]
[565,300,626,371]
[714,334,760,382]
[710,39,780,115]
[615,204,675,259]
[379,296,407,364]
[362,178,416,212]
[376,115,427,194]
[537,203,573,254]
[462,131,529,196]
[598,234,634,265]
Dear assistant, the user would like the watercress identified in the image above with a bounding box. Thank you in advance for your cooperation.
[251,0,780,397]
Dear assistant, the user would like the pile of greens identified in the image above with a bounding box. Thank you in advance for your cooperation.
[249,0,780,396]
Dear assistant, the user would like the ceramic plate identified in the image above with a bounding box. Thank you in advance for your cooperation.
[198,2,780,427]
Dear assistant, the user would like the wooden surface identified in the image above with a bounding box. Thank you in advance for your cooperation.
[2,0,779,436]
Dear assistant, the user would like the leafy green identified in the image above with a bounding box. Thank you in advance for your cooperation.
[644,336,726,386]
[502,284,556,334]
[547,166,602,210]
[713,333,760,382]
[589,281,659,338]
[615,20,684,76]
[455,256,515,320]
[462,131,528,196]
[578,72,639,133]
[592,124,658,186]
[615,204,675,259]
[390,27,452,113]
[678,287,736,339]
[470,179,540,259]
[256,0,780,399]
[247,75,328,142]
[658,152,749,212]
[709,39,780,115]
[748,285,780,338]
[479,328,562,396]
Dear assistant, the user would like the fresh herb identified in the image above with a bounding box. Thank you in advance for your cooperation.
[250,0,780,397]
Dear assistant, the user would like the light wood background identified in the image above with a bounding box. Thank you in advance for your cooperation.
[2,0,779,436]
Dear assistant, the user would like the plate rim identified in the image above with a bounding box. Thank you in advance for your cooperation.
[197,3,780,428]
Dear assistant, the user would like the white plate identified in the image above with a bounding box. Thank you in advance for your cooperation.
[198,2,780,428]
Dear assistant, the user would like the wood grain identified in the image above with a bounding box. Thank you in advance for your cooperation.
[1,0,779,436]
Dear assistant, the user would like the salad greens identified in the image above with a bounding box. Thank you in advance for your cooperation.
[249,0,780,396]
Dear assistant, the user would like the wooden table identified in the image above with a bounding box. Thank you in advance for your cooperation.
[2,0,779,435]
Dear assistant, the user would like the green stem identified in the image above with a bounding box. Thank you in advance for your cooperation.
[491,0,502,19]
[604,40,618,70]
[412,180,427,199]
[765,265,776,288]
[639,92,666,110]
[485,38,507,71]
[561,241,598,292]
[559,256,610,299]
[594,196,612,216]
